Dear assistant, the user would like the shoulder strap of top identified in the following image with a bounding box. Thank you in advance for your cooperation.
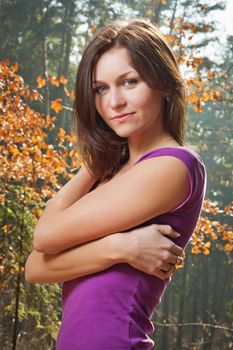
[133,147,203,171]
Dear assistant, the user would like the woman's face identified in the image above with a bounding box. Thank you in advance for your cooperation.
[93,46,165,139]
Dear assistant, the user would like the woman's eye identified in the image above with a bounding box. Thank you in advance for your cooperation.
[95,85,108,94]
[123,79,137,86]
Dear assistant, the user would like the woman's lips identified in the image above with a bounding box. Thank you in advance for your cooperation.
[112,112,135,121]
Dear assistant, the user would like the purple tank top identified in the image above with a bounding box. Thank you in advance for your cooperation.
[56,147,206,350]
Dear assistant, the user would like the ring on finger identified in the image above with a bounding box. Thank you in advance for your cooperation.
[176,256,183,265]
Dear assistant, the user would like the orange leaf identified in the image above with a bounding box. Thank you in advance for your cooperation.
[50,76,60,87]
[224,243,233,253]
[11,63,18,72]
[32,208,43,218]
[90,26,96,33]
[58,127,66,145]
[69,149,75,157]
[207,71,214,79]
[165,35,174,43]
[36,75,46,88]
[51,98,63,113]
[58,127,66,138]
[202,247,210,255]
[212,91,220,99]
[2,224,12,233]
[60,75,68,85]
[201,92,209,102]
[191,246,201,254]
[9,146,20,156]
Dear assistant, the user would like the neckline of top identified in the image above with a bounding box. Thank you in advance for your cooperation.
[132,146,191,167]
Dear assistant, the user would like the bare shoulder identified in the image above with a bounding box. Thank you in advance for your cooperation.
[104,155,188,188]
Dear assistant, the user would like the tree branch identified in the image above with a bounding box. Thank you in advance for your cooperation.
[154,322,233,333]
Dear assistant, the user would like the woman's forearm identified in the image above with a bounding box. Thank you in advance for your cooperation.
[25,233,125,284]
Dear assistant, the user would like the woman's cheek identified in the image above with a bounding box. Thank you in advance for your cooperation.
[95,96,108,117]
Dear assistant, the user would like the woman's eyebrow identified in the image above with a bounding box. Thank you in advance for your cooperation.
[92,70,137,84]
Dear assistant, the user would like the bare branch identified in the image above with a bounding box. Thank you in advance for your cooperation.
[154,322,233,333]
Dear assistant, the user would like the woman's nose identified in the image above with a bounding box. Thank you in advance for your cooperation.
[109,88,126,109]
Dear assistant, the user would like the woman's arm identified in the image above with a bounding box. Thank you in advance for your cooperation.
[25,233,121,284]
[48,166,98,208]
[25,224,183,284]
[34,157,189,254]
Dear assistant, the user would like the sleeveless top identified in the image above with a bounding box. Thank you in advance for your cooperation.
[56,147,206,350]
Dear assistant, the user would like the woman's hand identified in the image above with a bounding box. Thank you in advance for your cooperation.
[123,224,184,280]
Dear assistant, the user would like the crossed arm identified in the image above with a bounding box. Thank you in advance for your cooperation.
[25,224,183,283]
[25,158,188,284]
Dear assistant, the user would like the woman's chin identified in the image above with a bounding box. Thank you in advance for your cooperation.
[113,127,138,139]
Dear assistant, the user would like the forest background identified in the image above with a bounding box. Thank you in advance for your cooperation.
[0,0,232,349]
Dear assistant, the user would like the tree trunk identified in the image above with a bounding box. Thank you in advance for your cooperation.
[160,292,170,349]
[12,202,24,350]
[58,0,76,130]
[57,1,69,77]
[202,257,210,350]
[62,1,75,79]
[209,255,231,349]
[153,1,162,26]
[169,0,178,35]
[12,272,20,350]
[40,0,50,116]
[176,254,189,348]
[191,257,200,344]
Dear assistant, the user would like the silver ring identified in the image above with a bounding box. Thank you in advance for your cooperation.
[176,256,183,265]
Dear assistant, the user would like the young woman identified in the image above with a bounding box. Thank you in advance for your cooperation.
[25,19,206,349]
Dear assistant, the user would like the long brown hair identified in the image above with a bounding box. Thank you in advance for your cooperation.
[73,19,187,181]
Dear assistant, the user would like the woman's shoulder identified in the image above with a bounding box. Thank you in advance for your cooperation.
[134,146,206,194]
[134,146,205,171]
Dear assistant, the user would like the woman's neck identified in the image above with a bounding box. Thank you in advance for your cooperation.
[127,134,179,166]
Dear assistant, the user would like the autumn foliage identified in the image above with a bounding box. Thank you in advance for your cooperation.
[164,18,222,113]
[0,59,80,204]
[192,200,233,256]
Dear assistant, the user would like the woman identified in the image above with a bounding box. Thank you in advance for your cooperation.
[25,19,206,349]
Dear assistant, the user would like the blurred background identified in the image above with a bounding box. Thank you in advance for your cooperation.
[0,0,232,349]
